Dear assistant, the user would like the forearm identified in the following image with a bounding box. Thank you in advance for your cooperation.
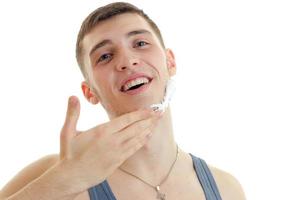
[5,188,76,200]
[5,163,78,200]
[4,182,77,200]
[4,187,35,200]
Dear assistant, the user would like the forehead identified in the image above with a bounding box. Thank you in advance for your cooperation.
[82,13,157,52]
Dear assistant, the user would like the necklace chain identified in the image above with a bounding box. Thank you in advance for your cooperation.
[118,144,179,200]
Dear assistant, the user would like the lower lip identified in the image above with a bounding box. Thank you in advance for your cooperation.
[122,81,152,95]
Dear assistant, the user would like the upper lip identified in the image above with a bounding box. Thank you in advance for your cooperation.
[119,73,153,91]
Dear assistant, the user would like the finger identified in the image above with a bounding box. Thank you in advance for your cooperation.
[63,96,80,133]
[60,96,80,159]
[103,108,161,134]
[117,115,159,142]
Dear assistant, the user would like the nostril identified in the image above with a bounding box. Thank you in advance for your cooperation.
[121,66,126,70]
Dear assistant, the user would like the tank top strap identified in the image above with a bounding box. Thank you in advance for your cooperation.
[88,180,116,200]
[88,154,223,200]
[190,153,223,200]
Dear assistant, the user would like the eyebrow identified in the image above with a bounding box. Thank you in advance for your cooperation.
[127,29,151,37]
[89,29,152,57]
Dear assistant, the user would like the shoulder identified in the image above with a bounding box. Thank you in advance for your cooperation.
[0,154,59,198]
[208,165,246,200]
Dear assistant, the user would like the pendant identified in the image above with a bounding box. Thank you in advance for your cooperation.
[156,192,166,200]
[155,186,166,200]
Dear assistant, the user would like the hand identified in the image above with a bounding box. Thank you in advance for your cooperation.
[58,96,161,194]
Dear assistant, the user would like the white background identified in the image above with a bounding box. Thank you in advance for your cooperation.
[0,0,299,199]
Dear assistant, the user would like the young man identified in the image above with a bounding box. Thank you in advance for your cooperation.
[0,2,246,200]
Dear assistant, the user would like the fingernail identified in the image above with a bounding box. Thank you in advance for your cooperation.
[142,108,155,115]
[154,110,164,117]
[69,96,77,107]
[150,110,162,117]
[147,132,153,138]
[142,107,153,112]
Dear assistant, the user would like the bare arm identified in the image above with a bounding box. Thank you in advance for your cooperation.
[0,155,59,199]
[0,155,78,200]
[1,96,161,200]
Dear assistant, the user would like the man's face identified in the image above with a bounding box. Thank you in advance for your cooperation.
[81,13,176,118]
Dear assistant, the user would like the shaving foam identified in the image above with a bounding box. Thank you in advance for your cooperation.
[150,78,176,112]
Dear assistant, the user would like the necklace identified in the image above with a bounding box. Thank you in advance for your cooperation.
[118,145,179,200]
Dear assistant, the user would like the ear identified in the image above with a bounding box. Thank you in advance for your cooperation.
[165,48,176,77]
[81,81,101,105]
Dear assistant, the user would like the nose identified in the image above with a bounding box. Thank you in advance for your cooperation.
[116,50,140,71]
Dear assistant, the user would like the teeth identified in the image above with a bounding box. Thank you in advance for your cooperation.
[123,77,150,91]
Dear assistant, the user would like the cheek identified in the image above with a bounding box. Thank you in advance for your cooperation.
[144,48,167,71]
[94,69,117,94]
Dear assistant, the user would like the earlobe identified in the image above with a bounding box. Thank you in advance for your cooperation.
[81,81,100,105]
[166,48,177,77]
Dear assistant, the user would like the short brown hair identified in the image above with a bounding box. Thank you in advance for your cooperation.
[76,2,166,80]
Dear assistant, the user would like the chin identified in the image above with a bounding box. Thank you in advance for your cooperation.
[109,86,165,117]
[108,101,156,118]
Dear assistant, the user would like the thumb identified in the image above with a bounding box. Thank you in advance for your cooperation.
[60,96,80,159]
[64,96,80,132]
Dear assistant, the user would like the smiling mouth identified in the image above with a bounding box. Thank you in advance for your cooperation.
[120,78,153,93]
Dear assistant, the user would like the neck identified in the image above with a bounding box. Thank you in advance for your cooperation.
[118,107,178,183]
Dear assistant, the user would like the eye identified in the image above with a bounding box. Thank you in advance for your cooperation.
[134,41,149,48]
[96,53,113,64]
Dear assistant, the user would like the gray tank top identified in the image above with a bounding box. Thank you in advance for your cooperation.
[88,154,222,200]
